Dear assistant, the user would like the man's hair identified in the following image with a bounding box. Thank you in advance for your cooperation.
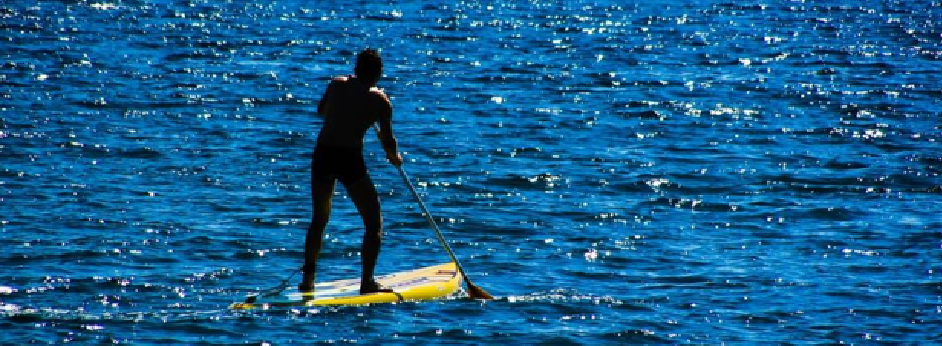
[355,48,383,82]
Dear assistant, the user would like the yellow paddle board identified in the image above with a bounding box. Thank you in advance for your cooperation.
[230,262,461,310]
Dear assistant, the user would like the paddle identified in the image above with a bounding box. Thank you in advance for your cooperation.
[377,125,494,300]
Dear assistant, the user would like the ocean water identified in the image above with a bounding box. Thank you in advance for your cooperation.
[2,0,941,343]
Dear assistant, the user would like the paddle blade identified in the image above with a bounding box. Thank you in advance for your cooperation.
[466,282,494,300]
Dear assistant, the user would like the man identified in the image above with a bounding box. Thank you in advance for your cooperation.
[301,48,402,294]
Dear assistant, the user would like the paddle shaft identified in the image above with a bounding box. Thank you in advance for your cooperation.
[394,165,472,278]
[372,125,474,284]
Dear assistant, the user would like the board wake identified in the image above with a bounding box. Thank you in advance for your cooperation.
[230,262,461,309]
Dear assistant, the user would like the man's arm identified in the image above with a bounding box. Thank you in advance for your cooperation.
[317,84,331,118]
[317,78,344,118]
[375,92,402,166]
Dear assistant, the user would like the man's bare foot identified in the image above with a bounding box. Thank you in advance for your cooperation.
[299,272,315,293]
[360,279,394,294]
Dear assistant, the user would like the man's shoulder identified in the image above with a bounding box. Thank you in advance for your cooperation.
[368,88,392,115]
[369,88,391,103]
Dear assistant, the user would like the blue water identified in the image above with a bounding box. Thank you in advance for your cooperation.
[2,0,941,343]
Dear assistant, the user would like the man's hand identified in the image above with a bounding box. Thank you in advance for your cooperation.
[387,151,403,167]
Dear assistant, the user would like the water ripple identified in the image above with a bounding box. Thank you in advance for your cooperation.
[2,0,941,343]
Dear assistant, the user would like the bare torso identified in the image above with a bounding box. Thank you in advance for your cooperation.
[316,76,392,149]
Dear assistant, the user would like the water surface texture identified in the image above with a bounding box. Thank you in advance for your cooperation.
[2,0,941,343]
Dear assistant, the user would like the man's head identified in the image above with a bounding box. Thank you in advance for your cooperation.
[354,48,383,86]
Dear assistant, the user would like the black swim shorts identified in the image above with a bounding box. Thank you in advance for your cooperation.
[311,145,368,186]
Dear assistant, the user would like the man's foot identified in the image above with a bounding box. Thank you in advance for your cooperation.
[360,279,394,294]
[299,270,315,293]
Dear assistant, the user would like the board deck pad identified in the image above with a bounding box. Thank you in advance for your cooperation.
[230,262,461,309]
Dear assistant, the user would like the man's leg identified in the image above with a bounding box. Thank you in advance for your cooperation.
[345,174,393,293]
[301,178,335,291]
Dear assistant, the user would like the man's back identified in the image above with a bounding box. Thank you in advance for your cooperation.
[316,76,392,149]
